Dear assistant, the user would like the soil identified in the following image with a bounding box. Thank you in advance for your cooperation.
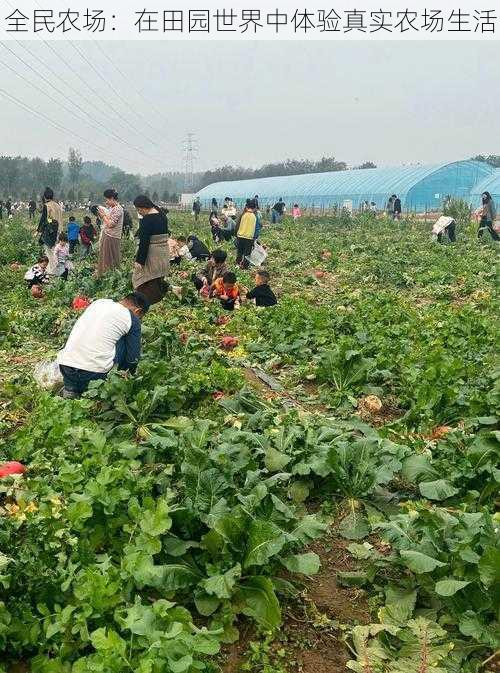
[222,531,371,673]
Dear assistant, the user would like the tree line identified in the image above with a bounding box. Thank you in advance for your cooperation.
[0,150,382,202]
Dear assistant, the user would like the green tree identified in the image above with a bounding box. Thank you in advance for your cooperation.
[472,155,500,168]
[109,170,142,202]
[68,147,83,194]
[357,161,377,169]
[45,158,63,191]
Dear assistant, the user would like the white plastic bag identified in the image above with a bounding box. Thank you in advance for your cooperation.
[33,360,63,390]
[246,242,268,267]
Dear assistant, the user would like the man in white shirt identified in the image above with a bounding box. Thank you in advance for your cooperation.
[58,293,149,398]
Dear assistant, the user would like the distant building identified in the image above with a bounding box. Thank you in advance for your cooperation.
[180,193,196,206]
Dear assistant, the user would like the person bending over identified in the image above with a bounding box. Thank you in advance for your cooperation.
[211,271,241,311]
[58,292,149,398]
[193,249,228,292]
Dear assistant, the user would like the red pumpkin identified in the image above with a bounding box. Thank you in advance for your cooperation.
[215,315,230,326]
[0,461,26,478]
[212,391,225,400]
[72,296,91,311]
[314,270,326,279]
[31,285,43,299]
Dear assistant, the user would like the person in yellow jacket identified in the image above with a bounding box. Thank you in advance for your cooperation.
[235,199,257,269]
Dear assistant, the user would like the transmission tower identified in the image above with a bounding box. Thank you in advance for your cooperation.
[183,132,198,193]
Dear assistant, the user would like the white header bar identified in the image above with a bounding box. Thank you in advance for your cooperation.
[0,0,498,40]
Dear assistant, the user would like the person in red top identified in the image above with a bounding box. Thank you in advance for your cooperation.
[211,272,241,311]
[80,216,97,258]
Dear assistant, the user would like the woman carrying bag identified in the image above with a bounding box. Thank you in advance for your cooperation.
[132,195,170,304]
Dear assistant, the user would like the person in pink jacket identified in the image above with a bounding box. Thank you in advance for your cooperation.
[292,204,302,220]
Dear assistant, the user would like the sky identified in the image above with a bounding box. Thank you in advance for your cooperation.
[0,40,497,176]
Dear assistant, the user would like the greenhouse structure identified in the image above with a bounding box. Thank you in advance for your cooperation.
[196,160,494,213]
[469,169,500,206]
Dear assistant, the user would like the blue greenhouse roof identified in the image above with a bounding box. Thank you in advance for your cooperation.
[197,164,440,200]
[196,160,493,211]
[469,169,500,200]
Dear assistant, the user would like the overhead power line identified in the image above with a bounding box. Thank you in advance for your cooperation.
[69,42,168,153]
[47,40,177,170]
[1,42,166,167]
[91,41,173,147]
[0,85,143,167]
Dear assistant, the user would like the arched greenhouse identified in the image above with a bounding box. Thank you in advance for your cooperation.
[196,160,494,213]
[469,169,500,208]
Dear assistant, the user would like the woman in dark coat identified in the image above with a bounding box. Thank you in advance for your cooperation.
[478,192,499,241]
[132,195,170,304]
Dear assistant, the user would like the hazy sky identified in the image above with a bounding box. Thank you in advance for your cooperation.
[0,40,497,175]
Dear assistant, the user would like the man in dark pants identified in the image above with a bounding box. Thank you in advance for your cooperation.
[393,195,402,220]
[58,293,149,398]
[235,199,257,269]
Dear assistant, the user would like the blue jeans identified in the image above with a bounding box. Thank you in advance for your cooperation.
[60,337,128,395]
[272,210,282,224]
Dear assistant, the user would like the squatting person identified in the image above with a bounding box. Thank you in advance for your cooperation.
[58,292,149,398]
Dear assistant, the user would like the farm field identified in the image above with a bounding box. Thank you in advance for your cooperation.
[0,211,498,673]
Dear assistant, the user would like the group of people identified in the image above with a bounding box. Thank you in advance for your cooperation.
[386,195,403,220]
[24,186,279,399]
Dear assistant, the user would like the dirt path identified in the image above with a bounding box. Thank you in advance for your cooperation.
[222,531,370,673]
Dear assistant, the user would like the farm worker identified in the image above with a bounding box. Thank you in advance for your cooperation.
[245,269,277,307]
[292,204,302,220]
[132,195,170,305]
[37,187,62,275]
[477,192,499,241]
[393,195,402,220]
[235,199,257,269]
[211,197,218,210]
[192,197,201,223]
[28,199,37,220]
[80,216,97,258]
[432,216,456,243]
[254,195,260,210]
[58,292,150,399]
[0,201,3,220]
[271,198,286,224]
[96,189,124,278]
[67,216,80,255]
[5,199,12,218]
